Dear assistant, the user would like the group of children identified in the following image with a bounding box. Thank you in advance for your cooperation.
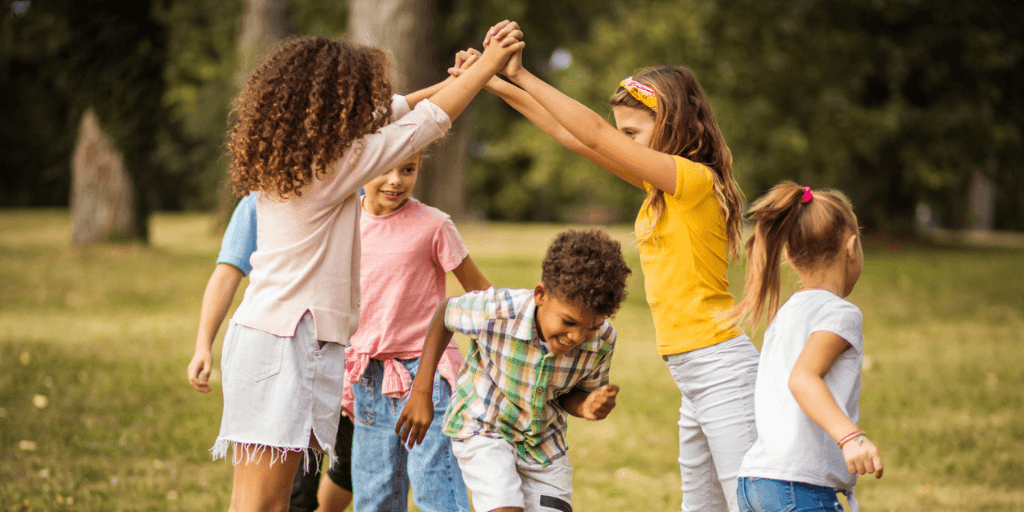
[187,18,882,512]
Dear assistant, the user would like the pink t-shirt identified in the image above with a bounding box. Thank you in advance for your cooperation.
[232,97,451,344]
[342,197,468,411]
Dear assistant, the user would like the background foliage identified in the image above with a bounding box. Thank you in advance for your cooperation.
[1,0,1022,230]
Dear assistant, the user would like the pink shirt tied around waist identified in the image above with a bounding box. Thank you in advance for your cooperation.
[341,198,469,413]
[231,96,451,345]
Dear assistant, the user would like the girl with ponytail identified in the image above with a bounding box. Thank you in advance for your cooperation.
[732,182,883,512]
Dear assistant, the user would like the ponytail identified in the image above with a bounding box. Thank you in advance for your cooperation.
[731,181,859,328]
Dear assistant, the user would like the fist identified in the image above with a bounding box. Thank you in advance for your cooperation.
[582,384,619,420]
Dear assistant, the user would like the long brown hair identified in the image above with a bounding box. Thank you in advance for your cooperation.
[731,181,859,328]
[228,36,393,198]
[611,66,744,258]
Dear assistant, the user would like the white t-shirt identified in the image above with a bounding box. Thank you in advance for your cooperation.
[739,289,864,492]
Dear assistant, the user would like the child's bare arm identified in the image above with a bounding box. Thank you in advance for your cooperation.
[428,20,524,121]
[501,49,678,194]
[404,76,458,109]
[791,331,883,478]
[558,384,619,420]
[396,299,456,447]
[188,263,244,393]
[452,255,491,292]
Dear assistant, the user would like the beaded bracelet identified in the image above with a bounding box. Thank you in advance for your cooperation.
[838,429,865,448]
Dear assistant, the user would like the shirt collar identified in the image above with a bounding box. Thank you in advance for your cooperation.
[511,294,607,354]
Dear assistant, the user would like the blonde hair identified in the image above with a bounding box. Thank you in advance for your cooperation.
[610,66,745,258]
[228,37,393,199]
[731,181,859,328]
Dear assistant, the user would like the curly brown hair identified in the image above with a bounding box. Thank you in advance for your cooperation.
[541,228,632,318]
[228,36,394,198]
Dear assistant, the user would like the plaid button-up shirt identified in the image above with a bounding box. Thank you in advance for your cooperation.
[441,287,616,466]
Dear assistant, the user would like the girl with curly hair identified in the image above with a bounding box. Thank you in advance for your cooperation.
[210,21,523,511]
[453,42,755,510]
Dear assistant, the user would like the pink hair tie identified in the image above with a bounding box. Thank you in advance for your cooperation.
[800,186,813,203]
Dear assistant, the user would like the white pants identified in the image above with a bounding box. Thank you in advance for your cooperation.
[664,335,759,512]
[451,435,574,512]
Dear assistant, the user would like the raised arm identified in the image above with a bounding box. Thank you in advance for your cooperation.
[501,51,678,194]
[790,331,884,478]
[486,76,645,190]
[404,76,457,109]
[396,299,456,447]
[427,20,524,122]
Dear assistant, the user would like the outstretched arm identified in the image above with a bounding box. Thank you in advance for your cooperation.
[790,331,884,478]
[500,49,678,194]
[427,20,524,122]
[404,76,457,109]
[396,299,455,447]
[450,48,644,189]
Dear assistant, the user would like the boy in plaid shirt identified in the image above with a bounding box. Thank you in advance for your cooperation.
[397,228,632,512]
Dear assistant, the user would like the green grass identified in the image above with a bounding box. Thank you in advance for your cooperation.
[2,210,1023,510]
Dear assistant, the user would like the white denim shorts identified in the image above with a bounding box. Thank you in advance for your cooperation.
[212,312,346,471]
[451,435,574,512]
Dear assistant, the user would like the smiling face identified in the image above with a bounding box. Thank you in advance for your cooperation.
[362,151,422,216]
[612,104,657,148]
[533,283,606,356]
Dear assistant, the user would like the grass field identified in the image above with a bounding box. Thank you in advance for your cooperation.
[2,209,1023,511]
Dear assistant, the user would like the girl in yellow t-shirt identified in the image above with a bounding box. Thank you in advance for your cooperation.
[453,42,757,511]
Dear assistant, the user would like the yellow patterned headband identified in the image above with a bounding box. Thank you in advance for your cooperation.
[620,77,657,112]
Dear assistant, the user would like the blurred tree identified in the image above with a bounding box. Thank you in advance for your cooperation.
[706,0,1024,232]
[347,0,473,218]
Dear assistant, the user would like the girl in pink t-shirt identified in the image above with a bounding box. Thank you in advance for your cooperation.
[343,148,490,511]
[215,26,522,510]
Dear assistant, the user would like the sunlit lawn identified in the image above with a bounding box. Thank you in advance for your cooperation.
[2,209,1023,511]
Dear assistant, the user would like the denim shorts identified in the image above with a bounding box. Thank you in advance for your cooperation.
[737,477,843,512]
[351,357,469,512]
[212,312,346,470]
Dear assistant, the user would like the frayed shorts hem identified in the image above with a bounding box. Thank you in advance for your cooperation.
[211,438,336,474]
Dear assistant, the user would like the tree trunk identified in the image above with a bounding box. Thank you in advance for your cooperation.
[967,167,995,231]
[217,0,289,226]
[70,108,137,245]
[348,0,469,219]
[234,0,289,92]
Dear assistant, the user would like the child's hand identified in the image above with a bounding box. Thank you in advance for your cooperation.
[580,384,619,420]
[395,389,435,449]
[500,44,525,82]
[842,434,884,479]
[449,48,505,91]
[187,348,213,393]
[480,20,525,71]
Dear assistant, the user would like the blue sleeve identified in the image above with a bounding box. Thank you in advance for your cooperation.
[217,194,257,276]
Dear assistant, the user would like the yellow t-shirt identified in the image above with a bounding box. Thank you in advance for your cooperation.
[636,155,743,355]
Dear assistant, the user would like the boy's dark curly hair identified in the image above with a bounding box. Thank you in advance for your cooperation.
[542,228,632,318]
[228,36,393,198]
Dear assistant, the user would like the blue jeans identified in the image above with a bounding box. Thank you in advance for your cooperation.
[351,358,469,512]
[738,477,843,512]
